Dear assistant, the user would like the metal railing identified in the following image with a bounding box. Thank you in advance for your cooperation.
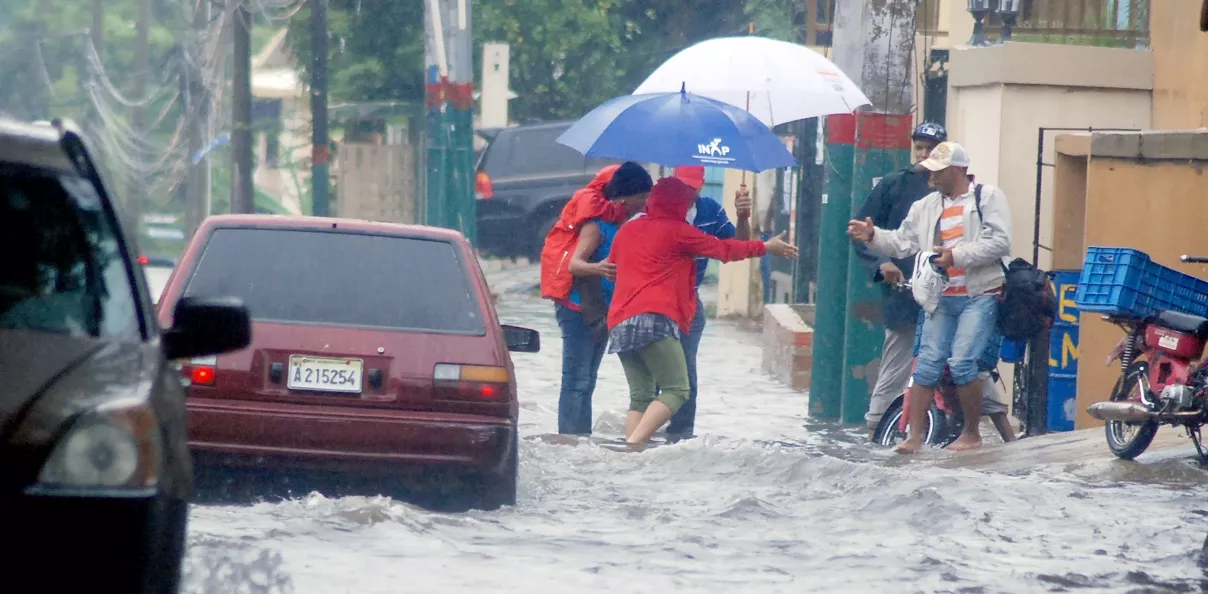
[991,0,1150,48]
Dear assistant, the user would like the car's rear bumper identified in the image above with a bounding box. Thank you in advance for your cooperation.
[186,397,515,473]
[3,489,181,593]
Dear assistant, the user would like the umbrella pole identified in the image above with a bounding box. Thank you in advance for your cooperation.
[742,91,754,234]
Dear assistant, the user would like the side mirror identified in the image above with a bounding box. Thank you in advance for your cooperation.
[502,324,540,353]
[163,296,252,360]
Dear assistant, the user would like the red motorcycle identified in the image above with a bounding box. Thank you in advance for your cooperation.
[1087,255,1208,463]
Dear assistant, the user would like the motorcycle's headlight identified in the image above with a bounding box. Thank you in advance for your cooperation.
[30,400,161,493]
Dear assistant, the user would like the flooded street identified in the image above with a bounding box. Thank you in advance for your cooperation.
[184,275,1208,594]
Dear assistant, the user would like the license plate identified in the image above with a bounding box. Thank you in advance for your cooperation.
[287,355,363,393]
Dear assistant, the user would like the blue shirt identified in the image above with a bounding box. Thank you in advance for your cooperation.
[687,196,736,287]
[567,219,621,307]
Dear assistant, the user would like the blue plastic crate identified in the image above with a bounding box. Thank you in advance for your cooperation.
[1075,246,1208,318]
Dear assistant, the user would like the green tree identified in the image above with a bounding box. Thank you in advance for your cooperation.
[286,0,426,103]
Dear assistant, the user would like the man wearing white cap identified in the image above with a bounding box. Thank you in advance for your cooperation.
[846,142,1012,453]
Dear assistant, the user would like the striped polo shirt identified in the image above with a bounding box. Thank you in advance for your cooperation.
[937,190,974,296]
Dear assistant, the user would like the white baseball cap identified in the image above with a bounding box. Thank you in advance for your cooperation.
[917,141,971,172]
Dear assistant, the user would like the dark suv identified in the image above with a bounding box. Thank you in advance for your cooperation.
[474,121,621,258]
[0,118,251,593]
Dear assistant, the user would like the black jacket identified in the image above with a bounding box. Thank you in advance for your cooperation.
[853,167,933,330]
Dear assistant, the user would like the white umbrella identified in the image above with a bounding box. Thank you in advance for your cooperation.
[632,36,871,127]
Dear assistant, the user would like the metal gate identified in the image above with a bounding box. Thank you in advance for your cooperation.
[922,49,949,126]
[1011,125,1140,437]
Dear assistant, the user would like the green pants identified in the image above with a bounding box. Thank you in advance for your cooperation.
[617,337,691,415]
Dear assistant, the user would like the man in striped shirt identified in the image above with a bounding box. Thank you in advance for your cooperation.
[847,142,1012,454]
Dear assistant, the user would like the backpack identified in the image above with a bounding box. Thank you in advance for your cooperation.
[973,185,1057,340]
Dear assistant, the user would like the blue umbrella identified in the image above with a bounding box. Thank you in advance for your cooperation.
[555,88,798,172]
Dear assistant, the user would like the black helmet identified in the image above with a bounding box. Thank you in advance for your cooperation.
[912,122,947,143]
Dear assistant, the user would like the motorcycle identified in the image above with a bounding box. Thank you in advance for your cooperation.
[872,365,1013,447]
[1086,254,1208,463]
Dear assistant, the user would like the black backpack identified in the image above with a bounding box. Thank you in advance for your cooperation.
[974,185,1057,340]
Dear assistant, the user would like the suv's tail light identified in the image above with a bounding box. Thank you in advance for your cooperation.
[181,355,217,388]
[433,363,511,401]
[475,171,494,200]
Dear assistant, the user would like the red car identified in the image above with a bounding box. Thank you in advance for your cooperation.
[156,215,539,509]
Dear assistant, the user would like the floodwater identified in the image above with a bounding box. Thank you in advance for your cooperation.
[183,286,1208,594]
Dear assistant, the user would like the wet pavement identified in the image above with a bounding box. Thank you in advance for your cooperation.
[183,267,1208,593]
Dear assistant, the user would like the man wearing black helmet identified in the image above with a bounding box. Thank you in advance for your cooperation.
[852,121,947,439]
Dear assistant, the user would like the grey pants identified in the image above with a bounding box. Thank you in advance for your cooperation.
[866,326,916,429]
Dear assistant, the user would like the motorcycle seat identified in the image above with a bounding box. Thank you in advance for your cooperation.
[1155,310,1208,337]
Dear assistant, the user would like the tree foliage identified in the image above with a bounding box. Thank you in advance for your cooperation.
[285,0,770,123]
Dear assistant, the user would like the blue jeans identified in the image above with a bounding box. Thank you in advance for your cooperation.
[666,297,707,436]
[914,294,999,387]
[556,303,607,434]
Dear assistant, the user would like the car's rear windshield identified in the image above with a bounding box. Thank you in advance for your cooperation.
[182,228,485,334]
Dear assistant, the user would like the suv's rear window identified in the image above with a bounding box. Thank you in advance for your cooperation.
[481,126,587,178]
[182,228,485,334]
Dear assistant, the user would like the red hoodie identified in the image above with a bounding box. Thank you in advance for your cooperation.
[539,165,630,301]
[607,177,766,333]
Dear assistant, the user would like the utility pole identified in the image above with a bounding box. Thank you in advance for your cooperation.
[424,0,450,231]
[832,0,917,425]
[184,0,211,238]
[128,0,150,233]
[230,0,255,214]
[310,0,330,217]
[448,0,474,244]
[805,0,818,46]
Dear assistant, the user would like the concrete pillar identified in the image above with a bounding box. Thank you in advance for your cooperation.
[841,113,914,425]
[717,168,762,318]
[808,114,854,420]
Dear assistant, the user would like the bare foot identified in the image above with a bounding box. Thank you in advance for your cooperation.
[894,438,924,454]
[946,434,983,451]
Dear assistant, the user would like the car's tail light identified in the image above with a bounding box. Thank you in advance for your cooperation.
[137,255,150,265]
[181,355,217,388]
[433,363,511,401]
[475,171,494,200]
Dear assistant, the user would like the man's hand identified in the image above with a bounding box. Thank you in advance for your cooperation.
[764,232,799,259]
[594,261,617,281]
[735,185,752,218]
[847,217,875,242]
[931,246,955,269]
[879,261,905,286]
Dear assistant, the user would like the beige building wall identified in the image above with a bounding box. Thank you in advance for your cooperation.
[945,42,1152,272]
[1151,0,1208,129]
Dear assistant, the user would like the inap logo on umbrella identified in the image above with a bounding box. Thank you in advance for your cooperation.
[695,138,734,165]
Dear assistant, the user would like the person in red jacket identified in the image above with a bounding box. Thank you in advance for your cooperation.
[607,176,799,445]
[539,164,631,302]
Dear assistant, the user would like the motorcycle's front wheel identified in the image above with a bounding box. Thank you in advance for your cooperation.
[1104,362,1159,460]
[873,397,954,447]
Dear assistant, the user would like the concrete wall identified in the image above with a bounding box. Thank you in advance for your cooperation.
[762,304,815,391]
[1054,131,1208,428]
[1152,0,1208,129]
[946,42,1153,272]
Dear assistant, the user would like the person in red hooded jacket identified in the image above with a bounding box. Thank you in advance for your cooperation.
[607,177,799,445]
[539,164,631,302]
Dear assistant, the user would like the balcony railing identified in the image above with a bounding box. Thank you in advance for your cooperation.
[988,0,1150,48]
[806,0,1149,49]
